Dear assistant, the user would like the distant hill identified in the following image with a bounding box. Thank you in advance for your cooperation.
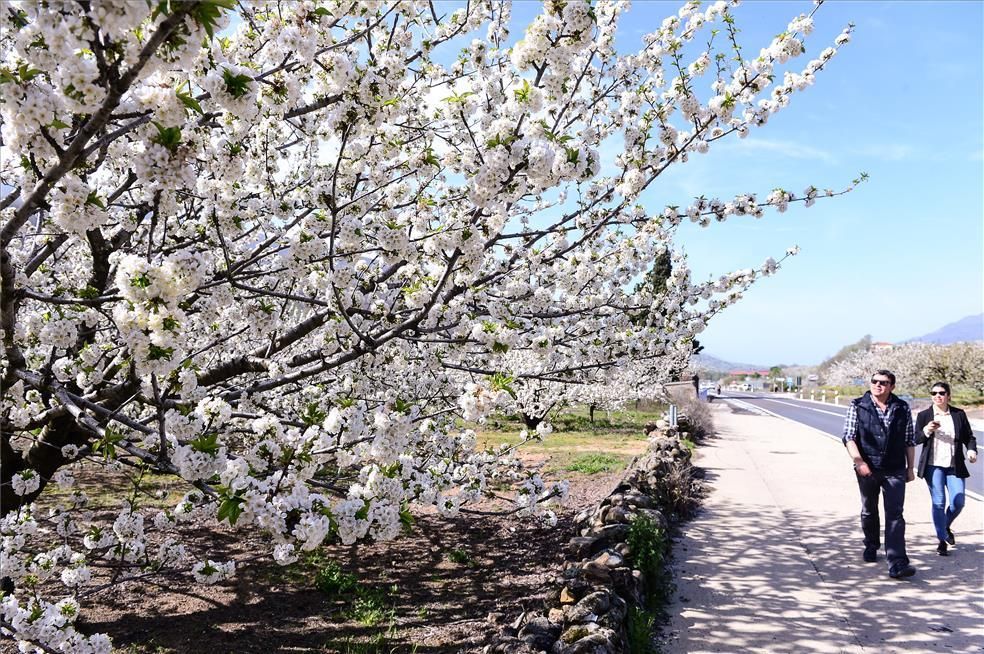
[908,314,983,344]
[693,353,767,373]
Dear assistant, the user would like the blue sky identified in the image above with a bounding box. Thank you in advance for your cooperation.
[589,0,984,365]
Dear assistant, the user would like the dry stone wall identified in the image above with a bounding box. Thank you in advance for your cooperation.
[485,416,703,654]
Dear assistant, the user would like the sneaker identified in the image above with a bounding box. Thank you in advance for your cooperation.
[937,541,948,556]
[946,528,956,546]
[889,563,916,579]
[863,548,877,563]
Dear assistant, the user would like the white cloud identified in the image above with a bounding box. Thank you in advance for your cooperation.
[720,137,837,164]
[849,143,916,161]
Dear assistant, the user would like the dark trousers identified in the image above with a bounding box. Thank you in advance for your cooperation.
[856,469,908,567]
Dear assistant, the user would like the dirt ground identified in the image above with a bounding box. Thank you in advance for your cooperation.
[2,471,624,654]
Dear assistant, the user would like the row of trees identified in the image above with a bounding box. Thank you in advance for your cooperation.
[0,1,855,650]
[824,341,984,397]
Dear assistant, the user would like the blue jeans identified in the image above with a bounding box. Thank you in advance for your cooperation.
[924,465,965,542]
[856,469,908,568]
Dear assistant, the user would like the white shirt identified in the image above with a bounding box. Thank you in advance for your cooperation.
[929,409,956,468]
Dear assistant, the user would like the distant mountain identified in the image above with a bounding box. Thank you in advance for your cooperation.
[693,353,767,373]
[908,314,983,344]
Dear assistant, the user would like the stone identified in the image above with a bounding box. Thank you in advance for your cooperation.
[565,535,601,560]
[548,607,566,624]
[519,616,561,650]
[559,624,593,644]
[573,590,611,616]
[555,630,617,654]
[592,550,624,569]
[559,586,578,604]
[602,505,630,524]
[580,560,611,584]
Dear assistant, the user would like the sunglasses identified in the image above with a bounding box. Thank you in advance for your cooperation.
[931,391,948,396]
[870,379,892,386]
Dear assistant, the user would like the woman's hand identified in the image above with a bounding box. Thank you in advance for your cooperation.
[968,450,979,464]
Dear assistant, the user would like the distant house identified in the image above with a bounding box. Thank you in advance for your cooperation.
[871,341,894,352]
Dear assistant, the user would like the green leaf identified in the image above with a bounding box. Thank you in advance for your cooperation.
[147,344,175,361]
[85,191,105,209]
[513,78,532,103]
[49,117,71,130]
[150,121,182,153]
[17,63,42,82]
[399,502,414,532]
[222,67,253,99]
[176,86,203,114]
[216,493,245,525]
[190,432,220,455]
[443,90,475,104]
[489,372,517,399]
[491,341,509,354]
[394,398,412,414]
[94,427,125,459]
[302,402,326,426]
[190,0,236,39]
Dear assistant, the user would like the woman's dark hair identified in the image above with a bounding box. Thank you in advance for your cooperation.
[930,381,950,394]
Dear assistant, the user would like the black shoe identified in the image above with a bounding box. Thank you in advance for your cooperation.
[889,563,916,579]
[863,548,877,563]
[937,541,948,556]
[946,528,955,546]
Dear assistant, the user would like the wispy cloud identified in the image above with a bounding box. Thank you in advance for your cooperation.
[970,149,983,162]
[849,143,916,162]
[721,137,837,164]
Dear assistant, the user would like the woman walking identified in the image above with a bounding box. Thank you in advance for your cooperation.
[914,381,978,556]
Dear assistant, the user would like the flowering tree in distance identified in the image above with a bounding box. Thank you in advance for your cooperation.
[1,1,858,649]
[825,342,984,396]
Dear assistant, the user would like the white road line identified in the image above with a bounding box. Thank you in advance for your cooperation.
[760,398,845,417]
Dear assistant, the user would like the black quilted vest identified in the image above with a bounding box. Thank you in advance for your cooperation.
[853,393,909,472]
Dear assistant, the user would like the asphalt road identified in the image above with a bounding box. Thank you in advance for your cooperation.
[714,391,984,501]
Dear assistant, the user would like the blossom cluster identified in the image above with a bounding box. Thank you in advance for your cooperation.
[0,1,857,651]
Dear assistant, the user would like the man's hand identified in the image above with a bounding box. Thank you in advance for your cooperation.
[968,450,978,464]
[906,468,916,482]
[855,461,872,477]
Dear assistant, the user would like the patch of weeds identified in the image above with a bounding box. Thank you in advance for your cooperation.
[626,606,658,654]
[346,585,396,626]
[315,559,359,597]
[446,547,475,567]
[565,453,625,474]
[626,513,670,608]
[327,625,419,654]
[116,643,172,654]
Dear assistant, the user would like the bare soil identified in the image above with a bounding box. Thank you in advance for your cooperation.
[2,471,623,654]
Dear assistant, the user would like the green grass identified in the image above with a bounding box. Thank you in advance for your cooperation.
[626,606,658,654]
[315,560,359,597]
[446,547,475,567]
[564,453,626,475]
[346,586,396,627]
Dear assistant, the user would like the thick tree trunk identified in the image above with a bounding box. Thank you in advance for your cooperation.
[1,414,85,518]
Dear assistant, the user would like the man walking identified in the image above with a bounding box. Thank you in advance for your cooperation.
[842,369,917,579]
